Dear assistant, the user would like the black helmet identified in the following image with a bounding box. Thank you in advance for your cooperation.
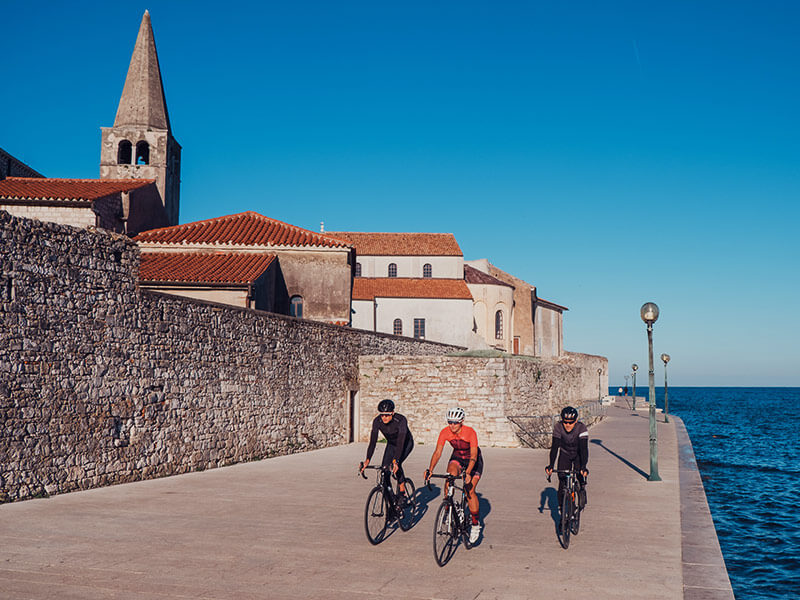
[377,399,395,414]
[560,406,578,422]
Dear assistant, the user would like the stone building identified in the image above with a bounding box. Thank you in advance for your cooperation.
[465,259,567,357]
[464,264,515,352]
[100,10,181,228]
[0,148,43,180]
[328,231,479,347]
[139,252,287,313]
[0,177,163,235]
[135,211,354,323]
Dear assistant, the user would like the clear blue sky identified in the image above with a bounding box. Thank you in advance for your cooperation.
[4,1,799,386]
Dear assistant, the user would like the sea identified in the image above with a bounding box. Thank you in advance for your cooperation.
[609,386,800,600]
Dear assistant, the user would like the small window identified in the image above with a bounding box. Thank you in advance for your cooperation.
[413,318,425,339]
[135,141,150,165]
[393,318,403,336]
[355,262,362,277]
[495,310,504,339]
[290,295,303,318]
[388,263,397,277]
[423,263,432,278]
[117,140,132,165]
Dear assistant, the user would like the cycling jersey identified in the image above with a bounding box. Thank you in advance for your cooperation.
[436,424,481,461]
[366,413,413,463]
[548,420,588,471]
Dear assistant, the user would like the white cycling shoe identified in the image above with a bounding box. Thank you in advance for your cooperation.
[469,524,481,544]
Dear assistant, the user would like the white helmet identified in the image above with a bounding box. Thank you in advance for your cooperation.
[446,407,465,422]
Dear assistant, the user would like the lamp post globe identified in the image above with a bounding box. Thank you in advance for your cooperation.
[661,353,671,423]
[641,302,659,324]
[641,302,661,482]
[631,363,638,410]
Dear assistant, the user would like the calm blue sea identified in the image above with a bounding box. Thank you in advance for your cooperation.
[609,386,800,600]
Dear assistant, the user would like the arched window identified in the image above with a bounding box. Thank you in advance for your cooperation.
[290,295,303,318]
[495,310,504,339]
[117,140,132,165]
[393,318,403,336]
[423,263,432,278]
[355,262,362,277]
[388,263,397,277]
[135,141,150,165]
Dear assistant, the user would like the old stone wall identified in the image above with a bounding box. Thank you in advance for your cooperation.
[358,351,607,448]
[0,211,455,502]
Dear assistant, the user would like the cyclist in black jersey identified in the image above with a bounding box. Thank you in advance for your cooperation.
[360,399,414,497]
[545,406,589,510]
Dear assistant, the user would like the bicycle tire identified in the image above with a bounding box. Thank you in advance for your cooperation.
[433,500,458,567]
[560,489,571,549]
[571,488,581,535]
[364,486,388,545]
[398,478,416,531]
[461,495,474,549]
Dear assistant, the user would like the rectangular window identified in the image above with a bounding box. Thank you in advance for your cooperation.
[413,318,425,339]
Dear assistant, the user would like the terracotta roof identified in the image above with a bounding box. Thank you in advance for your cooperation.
[139,252,276,285]
[464,265,514,287]
[353,278,473,301]
[326,232,462,256]
[135,212,351,249]
[0,177,155,203]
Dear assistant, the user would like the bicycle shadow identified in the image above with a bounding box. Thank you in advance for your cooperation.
[538,486,560,528]
[590,438,648,479]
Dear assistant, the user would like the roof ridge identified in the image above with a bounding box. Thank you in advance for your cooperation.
[4,177,156,184]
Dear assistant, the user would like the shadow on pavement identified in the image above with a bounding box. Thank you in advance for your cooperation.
[590,438,648,479]
[539,486,559,527]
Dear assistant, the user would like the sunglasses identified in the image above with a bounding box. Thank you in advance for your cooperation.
[562,419,576,425]
[447,420,462,425]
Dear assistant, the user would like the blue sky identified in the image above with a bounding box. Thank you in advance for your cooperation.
[4,1,799,386]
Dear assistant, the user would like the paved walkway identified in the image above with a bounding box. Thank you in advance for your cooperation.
[0,405,732,599]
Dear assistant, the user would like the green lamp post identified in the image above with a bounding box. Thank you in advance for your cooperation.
[641,302,661,482]
[597,368,602,402]
[661,353,671,423]
[631,363,638,410]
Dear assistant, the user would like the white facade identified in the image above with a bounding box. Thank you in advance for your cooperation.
[352,296,475,348]
[356,255,463,279]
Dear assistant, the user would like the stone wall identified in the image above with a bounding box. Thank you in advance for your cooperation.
[0,211,456,502]
[357,351,608,448]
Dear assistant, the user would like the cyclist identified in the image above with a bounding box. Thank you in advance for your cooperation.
[545,406,589,513]
[424,407,484,544]
[360,399,414,500]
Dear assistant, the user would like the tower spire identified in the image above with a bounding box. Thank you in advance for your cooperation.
[114,10,171,130]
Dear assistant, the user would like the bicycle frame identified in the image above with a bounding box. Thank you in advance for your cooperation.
[548,467,585,549]
[428,471,474,566]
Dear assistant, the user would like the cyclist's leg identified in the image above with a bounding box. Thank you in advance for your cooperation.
[396,437,414,495]
[465,454,483,525]
[556,453,571,507]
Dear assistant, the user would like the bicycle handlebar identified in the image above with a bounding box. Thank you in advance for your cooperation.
[546,469,588,483]
[358,463,399,480]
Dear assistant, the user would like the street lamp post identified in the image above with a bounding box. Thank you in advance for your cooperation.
[597,368,602,402]
[661,353,671,423]
[631,363,638,410]
[641,302,661,482]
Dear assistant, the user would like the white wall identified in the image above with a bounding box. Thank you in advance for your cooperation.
[356,255,463,278]
[351,299,375,330]
[467,282,515,352]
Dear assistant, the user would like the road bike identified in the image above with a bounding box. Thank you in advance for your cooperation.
[359,463,416,545]
[547,467,586,549]
[427,471,474,566]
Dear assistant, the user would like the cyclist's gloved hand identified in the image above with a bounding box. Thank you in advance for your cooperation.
[545,465,553,476]
[424,469,431,482]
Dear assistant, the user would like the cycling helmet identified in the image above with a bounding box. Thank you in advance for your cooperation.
[377,399,395,414]
[446,407,465,423]
[560,406,578,422]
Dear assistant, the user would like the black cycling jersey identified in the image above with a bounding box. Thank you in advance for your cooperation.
[366,413,413,462]
[548,420,589,472]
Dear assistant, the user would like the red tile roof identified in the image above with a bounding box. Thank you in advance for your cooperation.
[327,232,462,256]
[139,252,276,285]
[135,212,350,249]
[0,177,154,203]
[464,265,514,287]
[353,278,473,301]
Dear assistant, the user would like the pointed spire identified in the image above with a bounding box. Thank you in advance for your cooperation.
[114,10,171,130]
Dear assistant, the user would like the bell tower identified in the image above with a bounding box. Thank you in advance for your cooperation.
[100,10,181,226]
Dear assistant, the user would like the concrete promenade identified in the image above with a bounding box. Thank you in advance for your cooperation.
[0,405,734,599]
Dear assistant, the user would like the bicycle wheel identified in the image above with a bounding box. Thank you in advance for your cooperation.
[559,489,571,549]
[364,486,388,545]
[571,488,581,535]
[460,496,474,549]
[433,501,459,567]
[398,478,416,531]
